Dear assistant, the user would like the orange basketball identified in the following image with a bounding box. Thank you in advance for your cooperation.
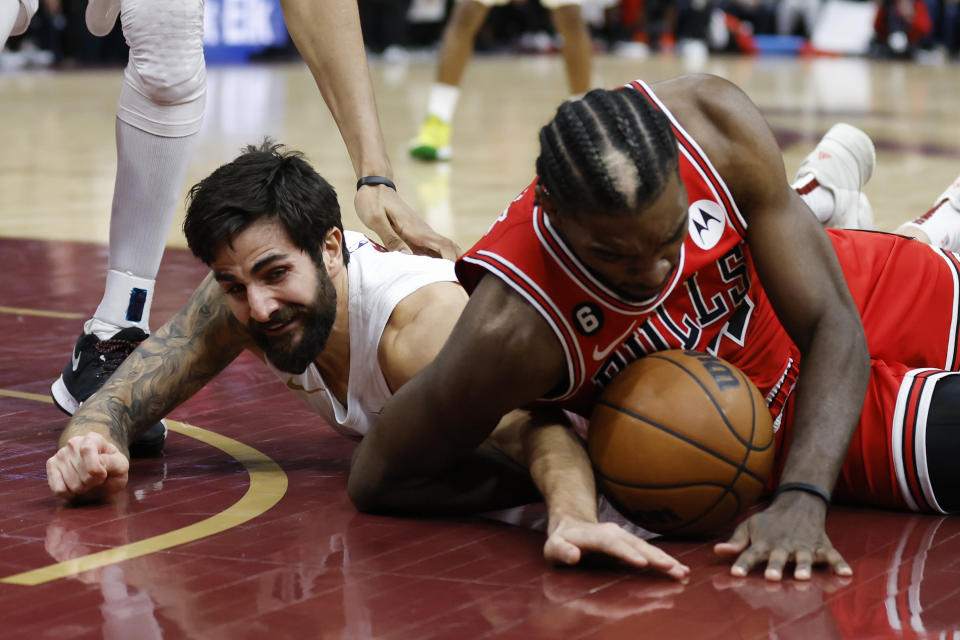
[588,350,775,537]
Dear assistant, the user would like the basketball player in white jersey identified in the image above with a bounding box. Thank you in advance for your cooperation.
[26,0,460,458]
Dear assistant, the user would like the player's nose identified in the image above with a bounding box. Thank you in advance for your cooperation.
[247,286,281,323]
[629,257,673,290]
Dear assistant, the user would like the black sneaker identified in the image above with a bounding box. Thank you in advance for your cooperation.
[51,326,167,457]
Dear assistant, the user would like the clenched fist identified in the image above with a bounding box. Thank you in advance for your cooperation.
[46,432,129,501]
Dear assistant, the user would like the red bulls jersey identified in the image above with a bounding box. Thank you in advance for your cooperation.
[455,79,960,511]
[456,80,799,421]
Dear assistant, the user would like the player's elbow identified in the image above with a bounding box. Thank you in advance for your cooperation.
[347,466,390,514]
[348,466,429,515]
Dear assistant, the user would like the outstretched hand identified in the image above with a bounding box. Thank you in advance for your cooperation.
[545,516,690,580]
[354,184,461,260]
[46,432,129,501]
[714,492,851,581]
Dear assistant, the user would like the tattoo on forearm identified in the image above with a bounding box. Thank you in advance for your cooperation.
[70,276,247,446]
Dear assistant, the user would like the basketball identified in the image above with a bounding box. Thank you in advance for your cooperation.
[588,350,775,537]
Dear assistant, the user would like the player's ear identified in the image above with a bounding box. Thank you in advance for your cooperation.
[535,183,560,223]
[322,228,344,275]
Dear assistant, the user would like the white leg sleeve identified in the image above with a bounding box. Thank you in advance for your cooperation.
[117,0,206,137]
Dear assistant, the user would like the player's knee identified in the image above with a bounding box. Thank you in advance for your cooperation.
[448,0,491,33]
[130,59,205,106]
[119,46,205,135]
[547,2,585,31]
[120,0,206,106]
[124,46,205,107]
[114,0,206,135]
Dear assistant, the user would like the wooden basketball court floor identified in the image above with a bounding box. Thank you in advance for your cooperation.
[2,52,960,638]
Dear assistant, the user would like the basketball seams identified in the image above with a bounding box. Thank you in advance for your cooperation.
[723,366,756,521]
[596,398,769,486]
[597,384,760,534]
[598,477,740,491]
[598,474,743,535]
[589,350,774,536]
[645,353,760,450]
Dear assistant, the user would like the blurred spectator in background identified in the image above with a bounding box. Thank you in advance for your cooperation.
[945,0,960,56]
[927,0,960,57]
[777,0,821,37]
[8,0,960,74]
[720,0,776,35]
[359,0,413,59]
[872,0,933,57]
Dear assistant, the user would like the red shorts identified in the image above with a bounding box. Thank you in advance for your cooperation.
[775,231,960,513]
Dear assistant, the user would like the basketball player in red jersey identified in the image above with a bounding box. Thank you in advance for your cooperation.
[348,74,960,581]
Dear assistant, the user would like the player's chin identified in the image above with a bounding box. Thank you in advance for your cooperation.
[263,324,305,353]
[614,280,664,300]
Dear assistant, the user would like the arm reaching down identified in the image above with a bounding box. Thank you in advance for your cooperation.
[279,0,460,260]
[490,409,689,580]
[46,275,250,500]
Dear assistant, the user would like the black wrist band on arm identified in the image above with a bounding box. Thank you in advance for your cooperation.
[356,176,397,191]
[774,482,831,506]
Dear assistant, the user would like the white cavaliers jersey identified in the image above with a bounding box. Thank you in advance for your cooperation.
[264,230,457,438]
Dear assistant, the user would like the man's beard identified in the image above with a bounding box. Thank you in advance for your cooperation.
[249,265,337,374]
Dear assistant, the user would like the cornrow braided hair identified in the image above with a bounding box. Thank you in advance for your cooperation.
[536,87,679,216]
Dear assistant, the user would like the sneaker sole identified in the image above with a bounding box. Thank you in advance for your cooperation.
[409,145,451,162]
[51,375,80,415]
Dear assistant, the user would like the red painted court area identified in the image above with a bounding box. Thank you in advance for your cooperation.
[2,237,959,639]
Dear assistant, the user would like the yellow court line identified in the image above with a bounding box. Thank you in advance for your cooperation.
[0,392,288,586]
[0,306,85,319]
[0,389,49,403]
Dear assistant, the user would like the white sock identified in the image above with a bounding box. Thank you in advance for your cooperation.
[900,198,960,252]
[793,173,837,225]
[89,270,155,338]
[92,118,198,333]
[427,83,460,123]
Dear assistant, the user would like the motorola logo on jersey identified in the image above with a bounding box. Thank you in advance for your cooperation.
[688,199,726,250]
[572,302,604,336]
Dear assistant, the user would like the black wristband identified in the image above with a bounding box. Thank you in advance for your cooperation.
[774,482,831,506]
[356,176,397,191]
